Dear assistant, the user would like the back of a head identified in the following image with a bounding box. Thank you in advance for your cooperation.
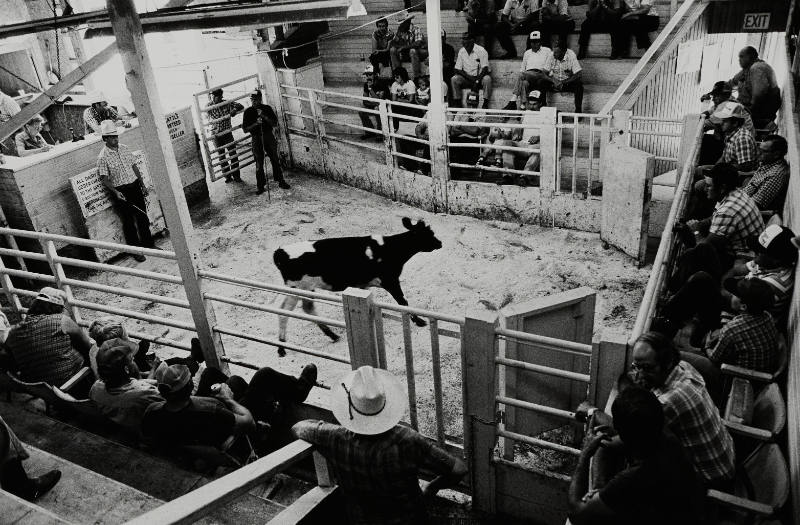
[611,386,664,454]
[96,344,131,387]
[89,316,127,345]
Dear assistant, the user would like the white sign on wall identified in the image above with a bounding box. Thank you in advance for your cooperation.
[743,12,771,31]
[676,39,703,75]
[166,111,186,141]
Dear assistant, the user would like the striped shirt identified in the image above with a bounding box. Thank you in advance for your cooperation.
[708,311,779,372]
[743,159,789,210]
[720,125,756,171]
[4,314,84,386]
[709,189,764,258]
[206,100,244,136]
[97,144,138,187]
[653,362,735,484]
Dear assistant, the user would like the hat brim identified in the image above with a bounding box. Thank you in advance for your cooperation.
[101,130,121,136]
[330,368,407,435]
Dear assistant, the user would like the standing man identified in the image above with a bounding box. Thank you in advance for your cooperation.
[451,33,493,108]
[242,89,291,193]
[96,120,155,261]
[369,17,394,75]
[359,65,385,140]
[207,88,244,183]
[730,46,781,130]
[293,366,467,525]
[84,91,128,135]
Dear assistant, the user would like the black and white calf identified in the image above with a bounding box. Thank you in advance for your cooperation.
[272,218,442,355]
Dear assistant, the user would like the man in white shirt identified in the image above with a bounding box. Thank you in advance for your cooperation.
[451,33,493,108]
[494,0,537,59]
[506,31,553,110]
[0,89,21,123]
[540,43,584,112]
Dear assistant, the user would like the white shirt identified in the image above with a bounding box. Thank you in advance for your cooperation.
[624,0,657,16]
[548,49,582,82]
[521,111,543,144]
[455,44,490,77]
[521,47,554,72]
[502,0,534,23]
[390,80,417,101]
[0,92,21,122]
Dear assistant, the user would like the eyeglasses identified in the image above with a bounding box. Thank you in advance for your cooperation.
[630,362,659,373]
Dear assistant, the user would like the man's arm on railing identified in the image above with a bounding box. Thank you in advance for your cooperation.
[421,458,467,497]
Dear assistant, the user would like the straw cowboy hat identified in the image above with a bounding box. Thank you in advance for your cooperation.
[99,120,120,136]
[331,366,407,435]
[87,90,106,104]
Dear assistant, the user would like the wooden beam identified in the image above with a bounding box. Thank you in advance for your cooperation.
[424,0,449,213]
[0,42,117,144]
[106,0,228,372]
[125,440,315,525]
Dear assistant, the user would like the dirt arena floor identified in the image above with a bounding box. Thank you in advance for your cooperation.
[64,166,649,441]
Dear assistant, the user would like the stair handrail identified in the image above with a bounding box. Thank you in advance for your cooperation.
[124,440,316,525]
[598,0,703,116]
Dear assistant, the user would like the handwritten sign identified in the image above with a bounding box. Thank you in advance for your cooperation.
[166,111,186,141]
[743,12,771,31]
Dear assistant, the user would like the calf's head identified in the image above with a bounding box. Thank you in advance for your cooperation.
[401,217,442,252]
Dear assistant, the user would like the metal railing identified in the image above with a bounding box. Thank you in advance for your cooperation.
[629,115,683,177]
[556,113,612,197]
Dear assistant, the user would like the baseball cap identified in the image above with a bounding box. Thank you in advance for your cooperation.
[723,277,774,312]
[712,101,747,120]
[747,224,798,264]
[529,31,541,40]
[528,89,542,100]
[706,81,732,98]
[96,342,131,378]
[35,287,65,307]
[157,364,193,396]
[364,64,374,74]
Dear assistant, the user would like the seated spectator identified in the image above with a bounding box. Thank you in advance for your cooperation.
[89,339,165,432]
[699,81,756,164]
[15,116,52,157]
[4,287,93,386]
[705,277,779,373]
[369,17,394,75]
[618,0,659,55]
[742,134,790,211]
[464,0,497,53]
[451,91,488,139]
[541,43,584,112]
[539,0,574,49]
[451,33,493,108]
[441,30,457,100]
[578,0,627,60]
[685,163,765,269]
[359,65,385,140]
[494,0,537,59]
[390,67,417,131]
[505,31,553,110]
[568,387,705,525]
[415,75,431,108]
[585,332,735,488]
[292,366,467,525]
[479,90,543,184]
[730,46,781,130]
[738,225,797,324]
[389,11,427,79]
[0,415,61,501]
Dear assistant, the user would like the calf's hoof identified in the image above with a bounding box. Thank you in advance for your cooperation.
[411,316,428,327]
[277,346,287,357]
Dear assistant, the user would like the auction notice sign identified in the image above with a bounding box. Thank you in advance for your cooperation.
[166,111,186,142]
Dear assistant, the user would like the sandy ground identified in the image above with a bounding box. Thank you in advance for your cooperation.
[63,166,649,440]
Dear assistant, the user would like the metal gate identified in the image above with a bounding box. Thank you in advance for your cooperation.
[192,74,261,182]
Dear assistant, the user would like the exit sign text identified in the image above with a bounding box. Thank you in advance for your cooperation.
[743,12,771,31]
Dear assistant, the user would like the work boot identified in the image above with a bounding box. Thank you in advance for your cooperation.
[190,337,204,363]
[1,460,61,501]
[278,180,291,190]
[299,363,318,398]
[132,254,146,262]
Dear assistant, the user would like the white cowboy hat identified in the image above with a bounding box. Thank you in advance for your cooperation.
[99,120,119,136]
[87,90,106,104]
[396,9,415,23]
[330,366,407,435]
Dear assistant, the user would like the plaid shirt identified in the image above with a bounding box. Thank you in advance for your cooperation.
[392,23,425,49]
[720,125,756,170]
[4,314,84,386]
[97,144,138,187]
[207,100,244,136]
[84,106,121,135]
[709,189,764,258]
[746,261,795,321]
[708,311,779,372]
[294,421,455,525]
[743,159,789,210]
[653,362,735,484]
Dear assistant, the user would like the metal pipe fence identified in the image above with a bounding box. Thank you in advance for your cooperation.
[556,113,612,197]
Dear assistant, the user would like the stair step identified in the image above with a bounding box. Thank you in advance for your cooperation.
[1,490,75,525]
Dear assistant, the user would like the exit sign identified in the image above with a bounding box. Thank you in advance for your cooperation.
[743,12,771,31]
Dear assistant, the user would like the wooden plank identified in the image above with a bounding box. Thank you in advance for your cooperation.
[125,440,314,525]
[266,486,338,525]
[0,43,118,144]
[342,287,379,369]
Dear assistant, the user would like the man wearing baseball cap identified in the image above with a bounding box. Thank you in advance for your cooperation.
[242,89,291,193]
[206,87,244,183]
[695,101,757,178]
[293,366,466,524]
[505,31,553,110]
[740,224,797,324]
[699,81,755,165]
[4,287,93,387]
[96,119,155,261]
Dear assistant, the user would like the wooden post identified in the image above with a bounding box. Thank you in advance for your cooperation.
[612,109,632,147]
[313,451,332,488]
[192,94,216,182]
[424,0,450,214]
[41,240,81,324]
[342,288,379,369]
[255,41,294,168]
[68,28,94,91]
[0,257,22,318]
[538,106,559,226]
[378,101,394,168]
[462,310,499,513]
[589,336,629,410]
[106,0,227,372]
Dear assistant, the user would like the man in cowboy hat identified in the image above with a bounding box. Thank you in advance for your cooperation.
[96,119,155,261]
[206,87,244,183]
[3,287,93,387]
[293,366,467,524]
[242,89,291,193]
[83,91,128,135]
[389,10,427,78]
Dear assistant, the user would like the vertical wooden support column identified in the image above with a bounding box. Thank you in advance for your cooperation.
[538,106,559,227]
[462,310,499,513]
[106,0,227,372]
[378,101,395,168]
[424,0,450,214]
[589,336,629,411]
[255,42,294,167]
[41,240,81,323]
[307,90,328,173]
[342,288,379,369]
[192,95,215,182]
[612,109,632,146]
